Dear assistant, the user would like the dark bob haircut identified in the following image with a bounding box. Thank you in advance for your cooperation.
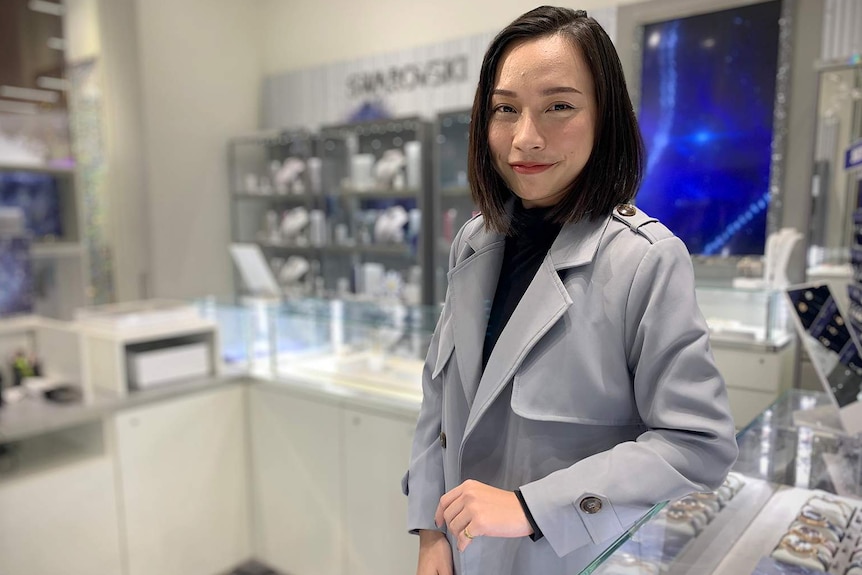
[468,6,644,234]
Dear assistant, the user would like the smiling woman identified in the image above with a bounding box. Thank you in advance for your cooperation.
[403,6,738,575]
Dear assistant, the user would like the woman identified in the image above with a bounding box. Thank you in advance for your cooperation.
[402,6,738,575]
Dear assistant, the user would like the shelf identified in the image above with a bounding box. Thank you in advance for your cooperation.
[0,163,76,176]
[337,186,420,199]
[256,241,413,258]
[324,244,413,257]
[439,186,471,197]
[31,242,84,259]
[258,242,320,254]
[232,192,316,202]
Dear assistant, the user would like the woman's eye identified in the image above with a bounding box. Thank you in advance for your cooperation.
[494,105,516,114]
[549,103,574,112]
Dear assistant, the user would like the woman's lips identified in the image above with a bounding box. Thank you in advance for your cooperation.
[511,163,554,174]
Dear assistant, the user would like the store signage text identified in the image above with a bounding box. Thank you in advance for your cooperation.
[346,55,469,98]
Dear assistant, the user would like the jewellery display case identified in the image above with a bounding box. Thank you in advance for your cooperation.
[0,164,88,320]
[433,109,476,303]
[317,118,434,305]
[588,389,862,575]
[268,297,438,400]
[226,130,324,299]
[695,285,797,429]
[205,296,439,402]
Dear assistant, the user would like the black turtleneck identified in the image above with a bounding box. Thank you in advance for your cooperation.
[482,201,563,369]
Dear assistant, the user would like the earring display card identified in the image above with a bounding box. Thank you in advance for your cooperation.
[786,285,862,435]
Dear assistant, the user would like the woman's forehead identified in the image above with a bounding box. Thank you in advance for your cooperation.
[494,36,592,94]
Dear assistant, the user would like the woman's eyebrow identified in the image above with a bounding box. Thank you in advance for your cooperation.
[491,86,583,97]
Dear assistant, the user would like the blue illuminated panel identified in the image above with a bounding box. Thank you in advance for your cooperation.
[635,1,781,256]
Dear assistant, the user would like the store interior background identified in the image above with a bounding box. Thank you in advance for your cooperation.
[55,0,640,304]
[4,0,850,306]
[3,0,862,574]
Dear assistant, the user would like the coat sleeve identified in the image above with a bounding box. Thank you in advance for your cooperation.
[402,221,469,534]
[518,235,739,558]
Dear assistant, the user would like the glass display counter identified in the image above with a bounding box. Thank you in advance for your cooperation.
[202,296,439,400]
[591,390,862,575]
[694,286,797,429]
[695,286,792,348]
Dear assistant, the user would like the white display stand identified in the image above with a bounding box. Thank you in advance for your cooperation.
[785,284,862,437]
[75,301,221,397]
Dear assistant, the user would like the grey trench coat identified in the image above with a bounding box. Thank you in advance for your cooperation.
[402,206,738,575]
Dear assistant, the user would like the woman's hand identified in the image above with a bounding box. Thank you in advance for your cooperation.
[417,530,454,575]
[435,479,533,552]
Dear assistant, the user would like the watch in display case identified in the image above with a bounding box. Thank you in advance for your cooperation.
[771,537,830,572]
[797,508,846,542]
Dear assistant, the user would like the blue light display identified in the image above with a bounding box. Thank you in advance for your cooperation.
[635,1,781,256]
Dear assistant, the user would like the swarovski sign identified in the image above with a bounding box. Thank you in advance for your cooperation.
[346,55,470,99]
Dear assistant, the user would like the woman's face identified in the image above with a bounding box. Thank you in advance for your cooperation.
[488,34,596,208]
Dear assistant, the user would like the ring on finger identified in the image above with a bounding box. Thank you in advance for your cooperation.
[464,526,474,540]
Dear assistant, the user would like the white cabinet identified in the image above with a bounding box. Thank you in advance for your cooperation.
[249,385,343,575]
[342,406,418,575]
[112,385,250,575]
[248,384,419,575]
[712,341,796,429]
[0,453,123,575]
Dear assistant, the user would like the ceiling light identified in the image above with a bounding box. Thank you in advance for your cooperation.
[28,1,64,16]
[36,77,69,91]
[0,86,59,104]
[0,99,39,114]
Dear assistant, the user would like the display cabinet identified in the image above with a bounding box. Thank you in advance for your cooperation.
[226,129,324,298]
[267,297,438,399]
[590,389,862,575]
[433,108,476,303]
[695,285,797,428]
[0,164,88,320]
[317,117,433,305]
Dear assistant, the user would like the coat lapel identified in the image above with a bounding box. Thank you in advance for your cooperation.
[448,220,506,406]
[460,215,612,446]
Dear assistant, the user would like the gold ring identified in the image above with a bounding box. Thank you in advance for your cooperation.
[464,526,474,539]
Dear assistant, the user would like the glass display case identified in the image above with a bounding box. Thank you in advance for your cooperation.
[226,130,324,299]
[590,390,862,575]
[434,108,476,303]
[695,285,793,348]
[204,296,440,401]
[318,118,434,305]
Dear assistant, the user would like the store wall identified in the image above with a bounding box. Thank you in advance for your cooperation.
[135,0,261,300]
[257,0,641,75]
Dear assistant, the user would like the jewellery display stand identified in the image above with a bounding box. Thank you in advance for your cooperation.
[785,284,862,437]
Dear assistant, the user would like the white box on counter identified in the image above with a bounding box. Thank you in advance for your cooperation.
[128,342,211,390]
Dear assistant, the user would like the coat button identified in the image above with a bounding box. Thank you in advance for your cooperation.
[439,432,447,449]
[616,204,637,217]
[580,496,603,514]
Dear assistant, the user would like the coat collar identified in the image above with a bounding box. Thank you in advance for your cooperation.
[462,202,611,271]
